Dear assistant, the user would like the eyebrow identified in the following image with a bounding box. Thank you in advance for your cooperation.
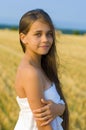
[34,30,52,33]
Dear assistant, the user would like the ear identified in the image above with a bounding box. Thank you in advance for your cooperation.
[19,33,27,44]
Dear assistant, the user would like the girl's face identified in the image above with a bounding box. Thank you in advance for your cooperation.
[20,20,53,55]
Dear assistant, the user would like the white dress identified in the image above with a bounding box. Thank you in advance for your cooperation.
[14,83,65,130]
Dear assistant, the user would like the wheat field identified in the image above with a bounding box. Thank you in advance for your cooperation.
[0,30,86,130]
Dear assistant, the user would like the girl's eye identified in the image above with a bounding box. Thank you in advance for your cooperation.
[35,33,41,37]
[47,32,53,37]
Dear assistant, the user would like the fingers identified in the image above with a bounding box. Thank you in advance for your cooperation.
[33,104,50,113]
[35,114,53,126]
[34,113,52,119]
[34,109,51,118]
[41,118,53,126]
[33,99,55,126]
[34,111,46,118]
[41,98,52,104]
[41,99,49,104]
[33,104,52,122]
[35,115,52,121]
[33,105,52,118]
[33,98,52,113]
[33,105,46,113]
[41,99,47,104]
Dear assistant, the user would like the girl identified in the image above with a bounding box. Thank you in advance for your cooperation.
[14,9,69,130]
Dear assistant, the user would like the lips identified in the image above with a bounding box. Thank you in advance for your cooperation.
[39,45,50,48]
[40,45,49,47]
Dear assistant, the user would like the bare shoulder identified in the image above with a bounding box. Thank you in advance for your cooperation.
[20,65,43,93]
[15,65,41,87]
[22,65,39,76]
[21,65,41,83]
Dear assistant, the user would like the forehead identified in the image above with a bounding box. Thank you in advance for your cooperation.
[29,20,51,32]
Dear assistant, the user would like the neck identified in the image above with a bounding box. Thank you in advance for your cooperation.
[23,51,42,68]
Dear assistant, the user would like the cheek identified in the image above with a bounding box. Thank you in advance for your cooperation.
[27,39,39,49]
[27,37,39,45]
[50,38,53,45]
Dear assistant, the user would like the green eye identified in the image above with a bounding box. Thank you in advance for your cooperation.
[35,33,41,37]
[37,33,41,36]
[47,32,53,37]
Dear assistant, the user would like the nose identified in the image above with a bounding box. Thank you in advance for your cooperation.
[42,34,48,42]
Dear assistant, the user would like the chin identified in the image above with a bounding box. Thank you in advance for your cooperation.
[40,51,49,55]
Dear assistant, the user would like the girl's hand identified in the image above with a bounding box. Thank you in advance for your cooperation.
[33,99,59,126]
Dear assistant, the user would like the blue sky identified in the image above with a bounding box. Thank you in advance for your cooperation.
[0,0,86,30]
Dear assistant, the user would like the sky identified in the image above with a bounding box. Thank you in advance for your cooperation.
[0,0,86,30]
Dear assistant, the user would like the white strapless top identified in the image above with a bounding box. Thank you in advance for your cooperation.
[14,83,65,130]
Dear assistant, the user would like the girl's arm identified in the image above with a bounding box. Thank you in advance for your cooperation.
[22,68,52,130]
[33,99,65,126]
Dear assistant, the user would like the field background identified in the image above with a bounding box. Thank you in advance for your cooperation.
[0,30,86,130]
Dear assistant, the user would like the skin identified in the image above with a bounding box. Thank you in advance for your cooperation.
[15,20,65,130]
[33,99,65,126]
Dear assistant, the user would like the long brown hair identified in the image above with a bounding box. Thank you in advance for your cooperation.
[19,9,69,130]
